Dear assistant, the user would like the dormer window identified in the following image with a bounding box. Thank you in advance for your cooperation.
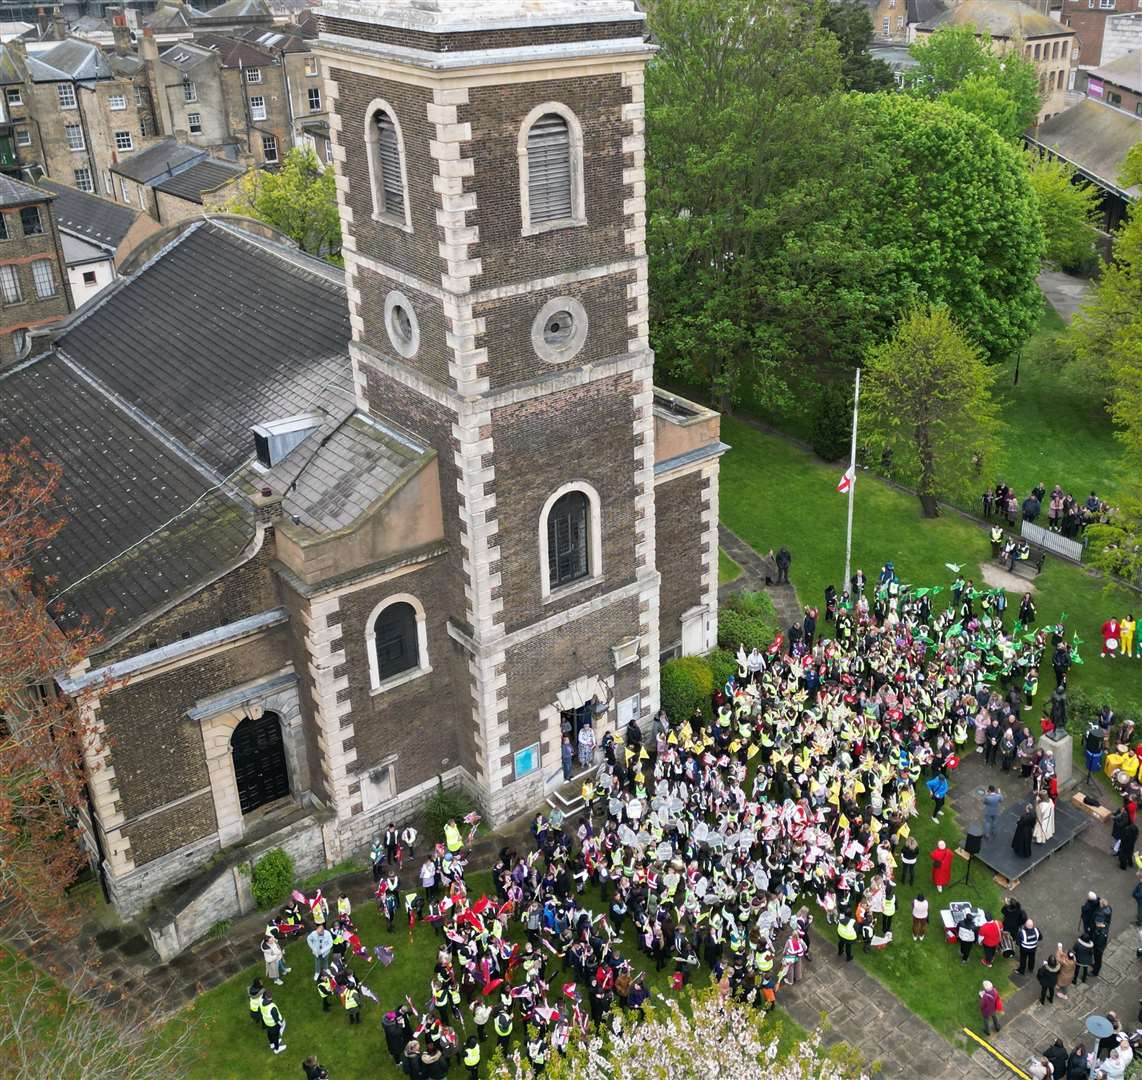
[251,413,320,468]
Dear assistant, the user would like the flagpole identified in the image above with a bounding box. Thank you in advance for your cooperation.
[842,367,861,595]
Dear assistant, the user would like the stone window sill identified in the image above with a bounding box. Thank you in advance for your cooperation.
[370,664,432,697]
[542,574,601,606]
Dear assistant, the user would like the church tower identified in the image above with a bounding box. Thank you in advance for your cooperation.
[315,0,706,822]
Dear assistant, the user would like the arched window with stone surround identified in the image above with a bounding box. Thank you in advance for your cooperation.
[518,103,586,235]
[366,593,430,691]
[538,482,602,598]
[364,100,411,230]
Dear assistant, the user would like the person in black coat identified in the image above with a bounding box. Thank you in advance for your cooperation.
[1066,1044,1091,1079]
[1073,932,1094,983]
[1019,593,1036,627]
[1044,1039,1068,1078]
[1001,897,1026,938]
[1117,817,1138,870]
[775,547,791,584]
[1012,805,1035,859]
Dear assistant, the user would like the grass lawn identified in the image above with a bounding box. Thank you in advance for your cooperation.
[718,416,1141,1042]
[718,547,742,585]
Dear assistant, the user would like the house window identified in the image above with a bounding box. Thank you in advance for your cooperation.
[187,112,202,134]
[324,138,333,165]
[367,104,408,226]
[57,83,76,109]
[249,95,266,121]
[897,15,905,28]
[183,81,197,103]
[245,67,262,83]
[1108,90,1122,105]
[140,116,150,137]
[135,85,147,107]
[114,130,133,152]
[1034,43,1042,59]
[73,166,93,192]
[15,128,29,147]
[109,93,126,110]
[11,327,28,358]
[6,88,21,106]
[82,269,96,286]
[519,104,585,234]
[120,178,130,202]
[20,207,41,236]
[31,260,55,298]
[307,87,321,111]
[304,57,318,76]
[64,123,84,151]
[0,215,7,241]
[0,264,21,303]
[1136,102,1142,116]
[547,490,590,589]
[1099,0,1115,8]
[262,133,278,162]
[882,15,890,31]
[366,594,430,692]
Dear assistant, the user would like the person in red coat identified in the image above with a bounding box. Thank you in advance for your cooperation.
[978,914,1002,967]
[931,840,953,893]
[1102,618,1121,657]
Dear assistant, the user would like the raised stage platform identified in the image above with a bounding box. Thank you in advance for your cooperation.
[973,799,1091,887]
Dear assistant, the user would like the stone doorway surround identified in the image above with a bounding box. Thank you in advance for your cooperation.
[187,669,306,847]
[540,673,614,791]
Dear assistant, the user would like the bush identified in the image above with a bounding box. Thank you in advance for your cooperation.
[207,918,232,939]
[423,783,475,844]
[251,848,294,910]
[660,656,714,723]
[724,590,778,624]
[810,381,852,462]
[706,648,739,692]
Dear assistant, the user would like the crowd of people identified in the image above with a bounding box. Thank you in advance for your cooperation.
[243,559,1103,1076]
[982,482,1114,541]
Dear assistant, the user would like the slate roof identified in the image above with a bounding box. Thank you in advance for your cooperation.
[1090,51,1142,94]
[38,178,142,251]
[144,2,205,29]
[110,140,204,183]
[26,38,112,80]
[0,173,50,208]
[60,232,110,267]
[1031,99,1142,197]
[0,351,253,636]
[159,41,216,72]
[195,31,277,68]
[0,218,353,644]
[152,158,245,202]
[0,44,25,85]
[200,0,273,20]
[917,0,1068,36]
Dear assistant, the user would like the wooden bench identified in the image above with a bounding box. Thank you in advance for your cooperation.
[993,549,1046,578]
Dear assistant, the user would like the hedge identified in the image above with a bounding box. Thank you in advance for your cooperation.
[251,848,294,910]
[660,656,714,723]
[707,648,739,693]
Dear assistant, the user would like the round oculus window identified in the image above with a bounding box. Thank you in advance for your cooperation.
[383,290,420,359]
[531,296,588,364]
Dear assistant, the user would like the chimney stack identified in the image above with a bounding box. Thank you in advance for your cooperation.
[112,14,132,56]
[51,6,65,40]
[35,6,49,39]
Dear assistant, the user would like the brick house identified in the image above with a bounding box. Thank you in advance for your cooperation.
[914,0,1078,121]
[1059,0,1142,70]
[0,174,72,363]
[1,0,721,957]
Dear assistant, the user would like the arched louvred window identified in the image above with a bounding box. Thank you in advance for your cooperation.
[547,490,589,588]
[374,110,405,220]
[527,113,572,223]
[374,600,418,680]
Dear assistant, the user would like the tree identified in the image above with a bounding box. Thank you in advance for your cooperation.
[862,306,1001,516]
[1025,151,1100,272]
[907,26,1041,141]
[810,379,854,461]
[850,92,1045,362]
[226,149,340,258]
[1120,141,1142,189]
[1069,205,1142,407]
[0,439,101,942]
[486,988,867,1078]
[821,0,894,92]
[646,0,901,409]
[0,957,196,1080]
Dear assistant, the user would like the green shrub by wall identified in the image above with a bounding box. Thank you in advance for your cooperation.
[660,656,714,722]
[251,848,294,910]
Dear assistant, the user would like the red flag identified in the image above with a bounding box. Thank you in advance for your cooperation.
[836,466,855,494]
[482,978,504,996]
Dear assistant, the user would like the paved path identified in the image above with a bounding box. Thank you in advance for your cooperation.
[718,523,802,630]
[1038,269,1091,324]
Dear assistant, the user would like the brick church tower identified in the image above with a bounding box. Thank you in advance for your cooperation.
[315,0,723,822]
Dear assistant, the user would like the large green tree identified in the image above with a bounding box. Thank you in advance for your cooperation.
[821,0,894,92]
[1025,151,1100,272]
[646,0,901,408]
[862,306,1001,516]
[908,26,1041,141]
[850,92,1045,362]
[226,148,340,258]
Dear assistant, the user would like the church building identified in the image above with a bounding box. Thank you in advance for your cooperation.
[2,0,724,955]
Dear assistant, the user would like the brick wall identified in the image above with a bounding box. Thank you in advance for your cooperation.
[328,559,463,808]
[474,271,635,390]
[331,70,442,283]
[277,579,330,804]
[318,17,643,52]
[97,625,292,824]
[461,74,631,288]
[501,595,640,767]
[655,471,705,652]
[490,373,637,634]
[126,791,217,865]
